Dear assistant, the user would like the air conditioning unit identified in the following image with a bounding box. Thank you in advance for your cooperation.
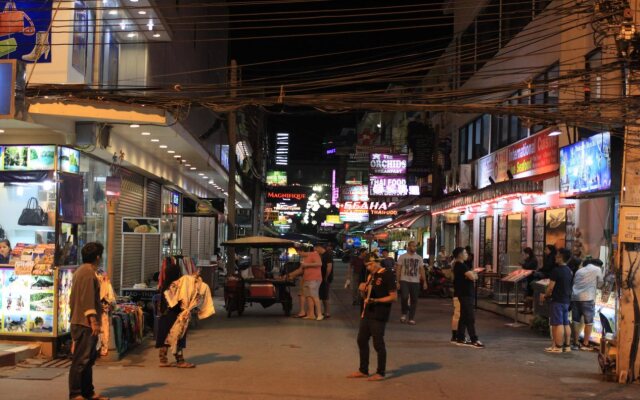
[75,122,111,148]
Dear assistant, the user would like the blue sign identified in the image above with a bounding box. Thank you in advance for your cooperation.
[560,132,612,197]
[0,61,13,117]
[0,1,52,63]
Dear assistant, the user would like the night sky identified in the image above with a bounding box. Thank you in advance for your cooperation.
[228,0,452,166]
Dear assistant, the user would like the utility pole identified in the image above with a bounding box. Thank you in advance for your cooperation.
[226,60,238,274]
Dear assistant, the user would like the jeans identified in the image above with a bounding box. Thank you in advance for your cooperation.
[400,281,420,320]
[69,324,99,399]
[357,317,387,376]
[456,296,478,342]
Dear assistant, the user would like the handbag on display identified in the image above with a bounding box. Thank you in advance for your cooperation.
[0,0,35,36]
[18,197,48,226]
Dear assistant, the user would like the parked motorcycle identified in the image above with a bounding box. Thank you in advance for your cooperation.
[421,264,450,298]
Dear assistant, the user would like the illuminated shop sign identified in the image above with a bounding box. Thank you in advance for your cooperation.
[339,201,397,221]
[267,192,306,201]
[1,145,56,171]
[560,132,611,197]
[326,148,336,155]
[266,186,308,202]
[476,130,559,188]
[340,184,369,202]
[369,175,408,197]
[266,170,287,186]
[58,147,80,174]
[326,215,341,224]
[370,153,407,175]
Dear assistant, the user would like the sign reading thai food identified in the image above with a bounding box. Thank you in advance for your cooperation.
[369,175,408,197]
[370,153,408,175]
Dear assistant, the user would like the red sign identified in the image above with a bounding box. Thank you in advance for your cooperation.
[508,133,558,179]
[266,191,307,201]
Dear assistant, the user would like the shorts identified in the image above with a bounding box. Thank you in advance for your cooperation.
[571,300,595,325]
[303,280,321,298]
[550,302,570,326]
[319,281,330,300]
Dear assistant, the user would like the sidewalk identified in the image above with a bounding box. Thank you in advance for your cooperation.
[0,260,637,399]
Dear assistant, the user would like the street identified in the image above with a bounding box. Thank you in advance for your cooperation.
[0,260,637,400]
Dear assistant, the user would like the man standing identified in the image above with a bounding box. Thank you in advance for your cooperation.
[347,249,367,306]
[316,244,334,318]
[69,242,109,400]
[544,248,574,353]
[571,258,604,350]
[347,255,397,381]
[380,249,395,273]
[453,247,484,348]
[396,241,427,325]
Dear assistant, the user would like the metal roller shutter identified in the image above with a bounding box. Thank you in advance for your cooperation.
[144,180,162,282]
[114,173,144,292]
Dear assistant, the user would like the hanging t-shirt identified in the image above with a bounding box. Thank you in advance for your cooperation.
[397,252,423,283]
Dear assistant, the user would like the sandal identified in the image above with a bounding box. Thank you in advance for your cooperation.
[368,374,385,381]
[159,347,172,367]
[293,314,307,318]
[346,371,369,378]
[175,351,196,368]
[89,394,110,400]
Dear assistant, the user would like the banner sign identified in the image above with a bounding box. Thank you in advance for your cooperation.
[0,1,53,63]
[1,145,55,171]
[476,130,559,188]
[122,217,160,234]
[370,153,407,175]
[369,175,408,197]
[560,132,611,197]
[620,207,640,243]
[0,60,15,118]
[340,184,369,202]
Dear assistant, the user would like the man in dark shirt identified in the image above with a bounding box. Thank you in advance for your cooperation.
[453,247,484,348]
[544,248,574,353]
[380,249,395,272]
[347,255,397,381]
[69,242,108,400]
[348,249,367,305]
[316,244,334,318]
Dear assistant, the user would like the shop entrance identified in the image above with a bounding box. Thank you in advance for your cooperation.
[506,214,523,266]
[480,216,493,270]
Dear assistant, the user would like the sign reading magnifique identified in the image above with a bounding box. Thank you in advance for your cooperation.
[370,153,408,175]
[266,186,308,202]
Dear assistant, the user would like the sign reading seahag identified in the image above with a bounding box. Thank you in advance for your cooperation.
[476,130,559,189]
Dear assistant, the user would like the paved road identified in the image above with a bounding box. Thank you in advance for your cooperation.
[0,260,637,399]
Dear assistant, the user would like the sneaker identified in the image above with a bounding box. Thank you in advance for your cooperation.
[469,341,485,349]
[544,346,563,353]
[316,315,324,321]
[563,345,572,353]
[450,336,457,344]
[456,339,472,347]
[570,344,580,351]
[408,320,416,325]
[400,315,407,323]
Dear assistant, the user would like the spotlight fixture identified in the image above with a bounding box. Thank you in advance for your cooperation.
[129,124,139,128]
[150,139,159,142]
[507,170,514,180]
[488,176,496,185]
[141,132,150,136]
[159,145,168,149]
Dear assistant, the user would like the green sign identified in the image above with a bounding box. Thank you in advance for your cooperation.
[58,147,80,173]
[266,170,287,186]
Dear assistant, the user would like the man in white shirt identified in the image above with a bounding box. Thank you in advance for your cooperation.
[571,258,604,350]
[396,241,427,325]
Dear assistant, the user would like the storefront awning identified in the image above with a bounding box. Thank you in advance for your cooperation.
[431,180,543,214]
[386,211,430,229]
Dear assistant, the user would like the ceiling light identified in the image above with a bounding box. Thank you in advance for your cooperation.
[120,21,126,30]
[130,0,139,2]
[138,10,147,15]
[167,150,175,154]
[548,129,561,137]
[108,10,118,15]
[159,145,168,149]
[199,173,205,176]
[127,33,137,38]
[147,19,154,31]
[130,124,139,128]
[190,167,197,170]
[150,139,159,142]
[185,164,191,167]
[0,129,4,133]
[202,176,208,179]
[141,131,150,136]
[173,155,181,158]
[153,33,161,38]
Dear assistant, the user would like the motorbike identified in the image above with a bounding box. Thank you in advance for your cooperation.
[421,264,450,298]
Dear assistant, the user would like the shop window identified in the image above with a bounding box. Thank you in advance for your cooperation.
[585,49,602,102]
[78,155,109,267]
[501,0,533,48]
[0,182,56,246]
[506,214,523,266]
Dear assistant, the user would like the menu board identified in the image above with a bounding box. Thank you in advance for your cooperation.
[501,269,533,283]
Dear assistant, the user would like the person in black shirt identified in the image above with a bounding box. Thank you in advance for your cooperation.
[538,245,557,279]
[347,256,397,381]
[453,247,484,349]
[544,248,574,353]
[521,247,538,313]
[316,244,334,318]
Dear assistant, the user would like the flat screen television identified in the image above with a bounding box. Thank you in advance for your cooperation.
[560,132,611,198]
